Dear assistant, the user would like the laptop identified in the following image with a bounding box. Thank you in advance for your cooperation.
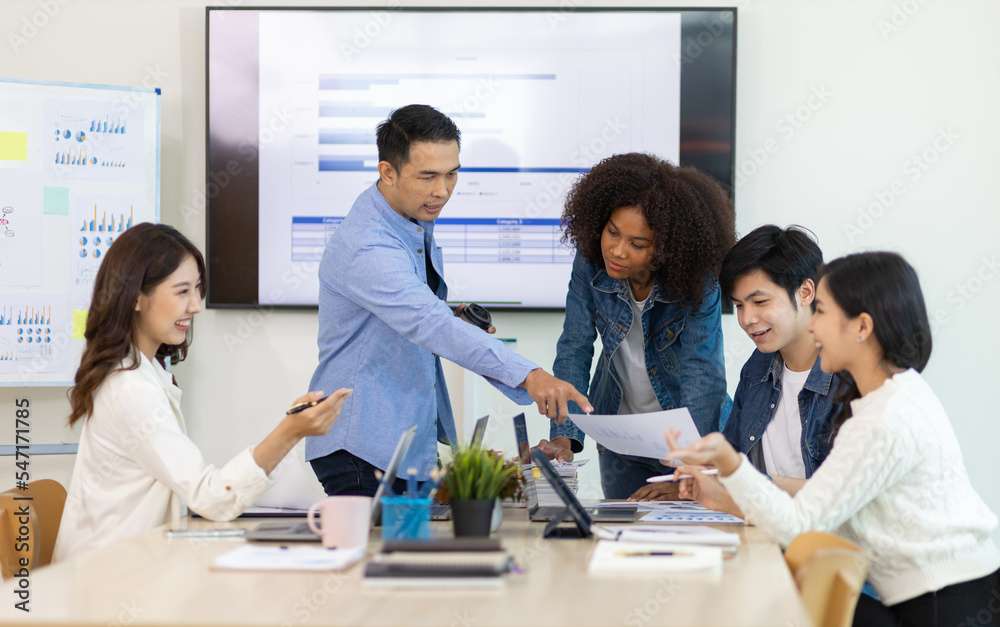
[513,412,637,523]
[530,449,638,538]
[245,425,418,542]
[429,415,490,521]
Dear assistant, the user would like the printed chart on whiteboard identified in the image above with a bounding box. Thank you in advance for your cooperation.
[0,292,69,375]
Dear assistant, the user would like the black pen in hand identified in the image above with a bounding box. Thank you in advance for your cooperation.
[285,389,352,415]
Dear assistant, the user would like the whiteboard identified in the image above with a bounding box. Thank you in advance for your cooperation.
[0,77,160,386]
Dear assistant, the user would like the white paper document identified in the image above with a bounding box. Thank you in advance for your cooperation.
[637,502,744,525]
[212,544,366,572]
[568,408,702,460]
[588,540,722,576]
[0,168,42,287]
[598,524,741,547]
[0,291,69,375]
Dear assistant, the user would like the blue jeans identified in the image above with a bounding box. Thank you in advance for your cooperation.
[598,445,678,500]
[310,449,409,497]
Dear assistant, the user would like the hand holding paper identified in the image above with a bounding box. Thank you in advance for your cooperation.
[568,408,702,460]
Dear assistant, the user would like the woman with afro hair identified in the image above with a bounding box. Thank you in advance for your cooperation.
[534,152,736,500]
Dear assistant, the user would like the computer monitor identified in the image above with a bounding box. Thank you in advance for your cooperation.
[370,425,418,527]
[512,412,531,465]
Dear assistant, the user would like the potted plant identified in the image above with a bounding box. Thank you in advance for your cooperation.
[436,446,522,537]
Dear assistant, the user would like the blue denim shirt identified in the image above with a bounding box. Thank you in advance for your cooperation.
[722,349,839,477]
[306,182,537,479]
[550,254,731,450]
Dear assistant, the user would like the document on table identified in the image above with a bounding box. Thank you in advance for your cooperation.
[635,502,744,525]
[568,409,701,460]
[212,544,366,571]
[597,524,741,546]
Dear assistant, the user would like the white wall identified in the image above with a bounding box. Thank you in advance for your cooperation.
[1,0,997,538]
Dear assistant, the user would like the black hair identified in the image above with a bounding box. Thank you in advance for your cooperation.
[560,152,736,310]
[376,104,461,173]
[719,224,823,310]
[820,252,932,437]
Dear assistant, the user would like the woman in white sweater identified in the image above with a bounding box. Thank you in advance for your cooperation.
[667,252,999,626]
[54,223,351,562]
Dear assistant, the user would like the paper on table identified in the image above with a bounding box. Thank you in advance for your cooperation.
[567,409,701,460]
[637,502,744,525]
[587,540,722,575]
[212,544,366,572]
[599,525,741,547]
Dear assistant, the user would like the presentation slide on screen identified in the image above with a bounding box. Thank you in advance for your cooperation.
[256,11,681,307]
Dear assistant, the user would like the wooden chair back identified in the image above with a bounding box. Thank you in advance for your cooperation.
[0,479,67,579]
[785,531,872,627]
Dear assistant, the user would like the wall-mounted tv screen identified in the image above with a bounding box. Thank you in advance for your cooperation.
[206,7,736,308]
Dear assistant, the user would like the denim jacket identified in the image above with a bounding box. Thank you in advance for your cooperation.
[550,254,731,450]
[722,349,839,477]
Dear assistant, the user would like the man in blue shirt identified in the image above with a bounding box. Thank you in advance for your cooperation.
[307,105,591,496]
[630,224,839,504]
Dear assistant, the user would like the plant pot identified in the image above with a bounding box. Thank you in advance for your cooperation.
[450,498,495,537]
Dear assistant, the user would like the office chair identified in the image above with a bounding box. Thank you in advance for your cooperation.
[785,531,872,627]
[0,479,67,578]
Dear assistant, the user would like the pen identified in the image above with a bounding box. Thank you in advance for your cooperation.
[645,469,719,483]
[615,551,694,557]
[374,470,395,498]
[285,389,353,415]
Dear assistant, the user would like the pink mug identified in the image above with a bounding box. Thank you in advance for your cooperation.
[307,495,372,549]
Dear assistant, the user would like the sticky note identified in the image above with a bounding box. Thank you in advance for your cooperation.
[43,186,70,216]
[0,131,28,161]
[73,310,88,340]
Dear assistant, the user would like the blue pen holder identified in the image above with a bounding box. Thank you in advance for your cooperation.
[381,497,432,540]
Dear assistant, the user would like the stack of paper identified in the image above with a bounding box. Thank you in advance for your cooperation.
[363,538,512,588]
[599,525,741,547]
[522,459,587,507]
[588,540,723,575]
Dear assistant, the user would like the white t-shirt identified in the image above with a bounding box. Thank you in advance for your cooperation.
[613,285,661,415]
[760,364,810,479]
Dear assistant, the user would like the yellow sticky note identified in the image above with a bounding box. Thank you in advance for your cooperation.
[0,131,28,161]
[73,310,88,340]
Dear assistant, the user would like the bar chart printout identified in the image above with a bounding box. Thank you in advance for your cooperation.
[0,292,68,375]
[70,192,144,306]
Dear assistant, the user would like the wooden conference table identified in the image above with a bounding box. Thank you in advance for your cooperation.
[0,505,811,627]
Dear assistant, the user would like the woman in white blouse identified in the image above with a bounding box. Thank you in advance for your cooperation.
[667,252,999,627]
[54,223,351,562]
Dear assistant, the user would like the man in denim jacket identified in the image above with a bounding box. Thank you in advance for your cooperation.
[635,225,840,503]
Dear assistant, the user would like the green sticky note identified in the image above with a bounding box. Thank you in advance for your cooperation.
[43,186,70,216]
[0,131,28,161]
[73,310,88,340]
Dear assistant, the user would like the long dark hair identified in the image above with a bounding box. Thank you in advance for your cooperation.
[68,223,206,426]
[560,153,736,310]
[820,252,932,435]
